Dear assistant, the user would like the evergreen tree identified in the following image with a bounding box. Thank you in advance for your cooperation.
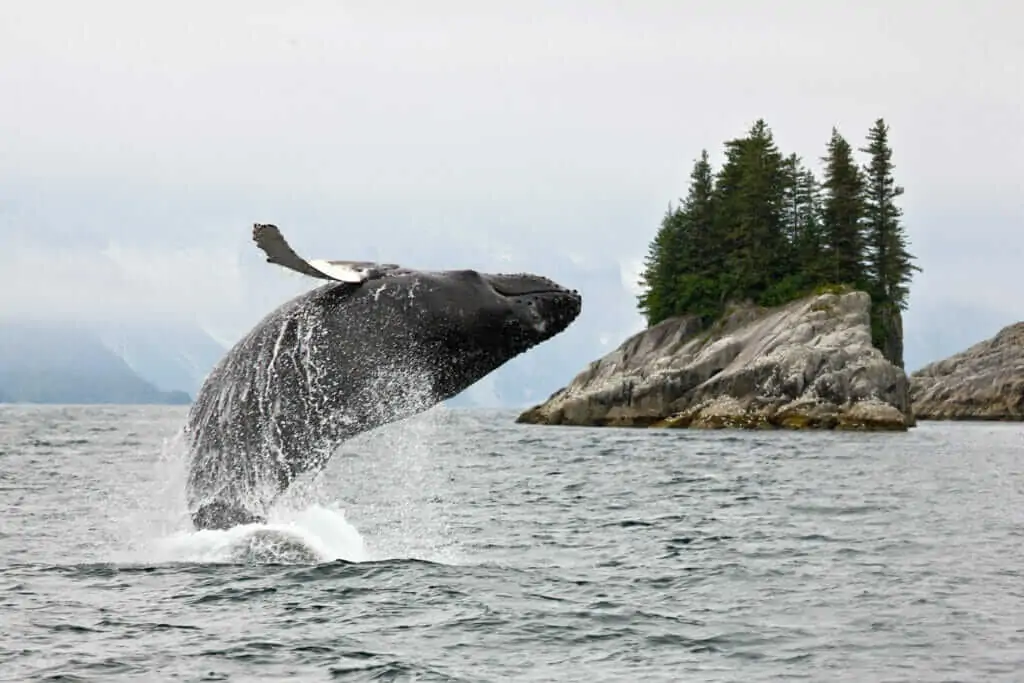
[714,119,788,304]
[821,127,867,288]
[793,167,829,287]
[670,150,720,323]
[860,118,919,310]
[708,134,750,306]
[637,150,720,326]
[777,155,828,298]
[781,154,803,251]
[683,149,716,273]
[636,204,684,326]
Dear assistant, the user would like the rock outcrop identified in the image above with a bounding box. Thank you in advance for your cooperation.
[517,290,913,431]
[909,322,1024,421]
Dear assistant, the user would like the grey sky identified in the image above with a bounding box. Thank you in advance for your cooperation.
[1,1,1021,371]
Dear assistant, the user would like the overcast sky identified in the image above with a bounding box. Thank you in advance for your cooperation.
[1,1,1021,370]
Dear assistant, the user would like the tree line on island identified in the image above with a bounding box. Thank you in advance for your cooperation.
[637,117,919,365]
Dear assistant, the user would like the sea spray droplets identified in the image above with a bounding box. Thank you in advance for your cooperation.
[329,406,465,564]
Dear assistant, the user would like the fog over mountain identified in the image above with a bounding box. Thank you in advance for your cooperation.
[0,319,190,405]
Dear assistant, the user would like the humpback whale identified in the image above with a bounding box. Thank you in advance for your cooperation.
[183,224,582,530]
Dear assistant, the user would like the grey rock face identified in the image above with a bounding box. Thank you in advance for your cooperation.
[517,291,913,431]
[910,322,1024,421]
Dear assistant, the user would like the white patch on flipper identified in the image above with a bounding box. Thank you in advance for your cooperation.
[307,259,372,283]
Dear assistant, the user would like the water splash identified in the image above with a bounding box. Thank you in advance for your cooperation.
[119,404,466,567]
[146,503,367,565]
[108,429,361,565]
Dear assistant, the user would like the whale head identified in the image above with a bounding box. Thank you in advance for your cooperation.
[340,268,583,402]
[481,271,583,347]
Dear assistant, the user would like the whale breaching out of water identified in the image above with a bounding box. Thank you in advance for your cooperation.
[183,224,583,531]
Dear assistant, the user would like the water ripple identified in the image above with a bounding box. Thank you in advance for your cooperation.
[1,406,1023,681]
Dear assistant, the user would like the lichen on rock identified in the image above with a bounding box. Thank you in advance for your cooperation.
[516,290,913,431]
[909,322,1024,421]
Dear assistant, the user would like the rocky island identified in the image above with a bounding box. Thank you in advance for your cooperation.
[517,289,912,430]
[909,322,1024,421]
[519,117,921,432]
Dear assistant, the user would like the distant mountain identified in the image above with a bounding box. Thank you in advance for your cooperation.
[0,319,191,405]
[93,320,227,396]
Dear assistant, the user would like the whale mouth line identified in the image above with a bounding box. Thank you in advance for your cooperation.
[490,283,580,298]
[502,287,578,298]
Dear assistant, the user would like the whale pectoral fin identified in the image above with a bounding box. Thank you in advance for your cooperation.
[253,223,339,281]
[252,223,407,284]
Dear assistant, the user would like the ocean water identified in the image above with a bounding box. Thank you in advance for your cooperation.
[0,405,1022,682]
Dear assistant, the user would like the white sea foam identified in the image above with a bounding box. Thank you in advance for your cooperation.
[146,503,367,565]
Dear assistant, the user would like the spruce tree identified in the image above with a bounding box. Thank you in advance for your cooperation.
[780,154,802,274]
[709,134,749,306]
[777,154,829,298]
[636,204,684,326]
[821,127,867,288]
[714,119,788,305]
[672,149,719,323]
[683,149,716,271]
[860,118,919,310]
[792,166,828,289]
